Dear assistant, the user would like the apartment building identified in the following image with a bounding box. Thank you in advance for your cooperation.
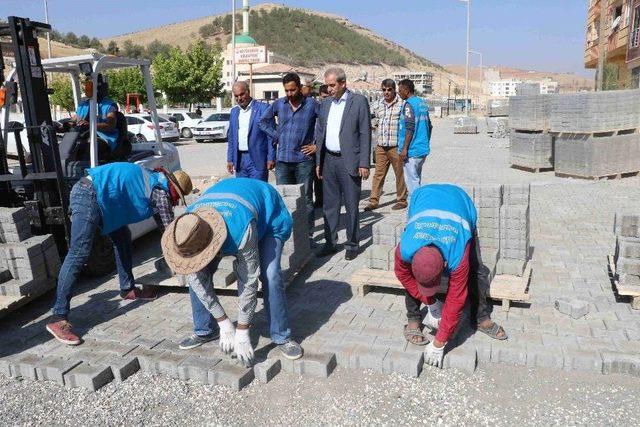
[585,0,640,89]
[488,77,559,98]
[392,71,434,95]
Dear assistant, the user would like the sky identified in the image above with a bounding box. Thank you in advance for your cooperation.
[3,0,593,77]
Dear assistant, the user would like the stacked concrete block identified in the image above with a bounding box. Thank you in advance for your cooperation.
[486,117,509,136]
[516,83,541,96]
[367,216,405,271]
[453,117,478,134]
[508,95,554,171]
[613,213,640,291]
[473,184,503,259]
[509,95,552,131]
[554,133,640,178]
[497,185,530,276]
[0,207,60,300]
[276,184,313,283]
[510,132,554,170]
[487,99,509,117]
[550,89,640,134]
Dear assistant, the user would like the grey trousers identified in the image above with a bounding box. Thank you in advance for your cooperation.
[321,152,362,251]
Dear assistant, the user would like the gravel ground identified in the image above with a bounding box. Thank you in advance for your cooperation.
[1,363,638,426]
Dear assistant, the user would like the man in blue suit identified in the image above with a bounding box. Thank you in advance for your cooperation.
[226,81,275,182]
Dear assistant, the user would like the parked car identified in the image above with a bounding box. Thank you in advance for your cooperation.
[192,112,230,142]
[168,111,203,138]
[125,113,180,143]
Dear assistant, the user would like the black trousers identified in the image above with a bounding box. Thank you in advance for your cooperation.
[321,152,362,251]
[406,233,492,324]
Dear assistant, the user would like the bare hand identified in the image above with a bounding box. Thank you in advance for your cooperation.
[227,162,235,174]
[359,167,370,180]
[399,150,408,162]
[301,144,317,156]
[267,161,276,170]
[316,166,322,180]
[77,119,88,127]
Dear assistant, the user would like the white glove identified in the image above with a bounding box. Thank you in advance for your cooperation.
[234,328,254,367]
[218,318,235,354]
[423,310,441,332]
[424,341,445,368]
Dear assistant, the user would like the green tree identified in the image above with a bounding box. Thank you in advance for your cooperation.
[152,47,190,104]
[603,63,620,91]
[121,40,145,58]
[107,41,119,55]
[64,32,78,46]
[78,35,91,48]
[144,40,172,60]
[49,76,75,114]
[107,67,147,105]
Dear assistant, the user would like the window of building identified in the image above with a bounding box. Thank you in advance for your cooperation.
[632,5,640,47]
[263,90,279,101]
[632,67,640,89]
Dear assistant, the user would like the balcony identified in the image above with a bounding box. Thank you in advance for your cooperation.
[628,27,640,61]
[608,25,630,57]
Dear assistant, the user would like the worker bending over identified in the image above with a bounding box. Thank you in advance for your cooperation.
[47,162,192,346]
[394,184,507,368]
[162,178,303,366]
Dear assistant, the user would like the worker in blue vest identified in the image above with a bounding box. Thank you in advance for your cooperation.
[394,184,507,368]
[73,74,120,151]
[46,162,193,346]
[162,177,303,366]
[397,79,432,197]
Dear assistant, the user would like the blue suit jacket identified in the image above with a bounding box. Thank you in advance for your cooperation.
[227,100,275,171]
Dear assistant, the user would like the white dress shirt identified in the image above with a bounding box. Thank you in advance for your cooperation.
[238,100,253,151]
[325,90,349,152]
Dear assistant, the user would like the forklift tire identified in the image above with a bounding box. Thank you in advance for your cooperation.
[82,233,116,277]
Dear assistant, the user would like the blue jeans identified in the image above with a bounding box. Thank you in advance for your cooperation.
[52,179,136,318]
[403,156,426,196]
[275,159,315,236]
[236,151,268,182]
[189,236,291,343]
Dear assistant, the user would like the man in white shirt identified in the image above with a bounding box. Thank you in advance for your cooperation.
[315,68,372,260]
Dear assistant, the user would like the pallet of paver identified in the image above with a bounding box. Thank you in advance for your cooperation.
[509,95,552,132]
[486,99,509,117]
[515,83,541,96]
[554,132,640,179]
[510,131,554,171]
[610,212,640,309]
[453,117,478,134]
[0,207,60,320]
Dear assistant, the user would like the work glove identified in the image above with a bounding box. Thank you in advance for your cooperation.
[423,310,441,332]
[234,328,255,367]
[218,318,235,354]
[424,341,445,368]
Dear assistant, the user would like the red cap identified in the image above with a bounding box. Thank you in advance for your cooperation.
[412,246,444,297]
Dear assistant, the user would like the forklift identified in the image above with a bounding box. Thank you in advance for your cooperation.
[1,16,183,276]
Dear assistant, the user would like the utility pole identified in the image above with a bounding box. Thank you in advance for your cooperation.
[469,49,483,99]
[461,0,471,115]
[596,0,607,91]
[231,0,236,105]
[43,0,52,59]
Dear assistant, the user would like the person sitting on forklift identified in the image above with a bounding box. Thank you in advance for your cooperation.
[72,74,119,151]
[46,162,193,346]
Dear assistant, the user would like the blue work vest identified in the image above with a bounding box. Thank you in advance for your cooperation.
[398,96,430,158]
[88,162,169,235]
[76,97,120,150]
[186,178,292,255]
[400,184,477,272]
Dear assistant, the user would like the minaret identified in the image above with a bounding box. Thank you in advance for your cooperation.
[242,0,250,36]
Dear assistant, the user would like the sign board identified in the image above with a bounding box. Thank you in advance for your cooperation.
[235,45,267,64]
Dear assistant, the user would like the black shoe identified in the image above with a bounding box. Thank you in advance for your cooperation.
[345,250,358,261]
[316,244,338,257]
[178,332,220,350]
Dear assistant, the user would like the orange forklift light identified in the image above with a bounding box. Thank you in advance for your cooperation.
[0,87,6,108]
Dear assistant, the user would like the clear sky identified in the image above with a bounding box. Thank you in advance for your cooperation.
[4,0,592,76]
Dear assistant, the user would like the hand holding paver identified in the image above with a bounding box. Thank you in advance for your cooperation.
[219,318,236,354]
[424,341,445,368]
[234,328,254,367]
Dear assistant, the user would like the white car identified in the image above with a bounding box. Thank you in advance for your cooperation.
[168,111,203,138]
[192,112,230,142]
[126,113,180,143]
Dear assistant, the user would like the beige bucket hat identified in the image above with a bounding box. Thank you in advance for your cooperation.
[161,208,227,275]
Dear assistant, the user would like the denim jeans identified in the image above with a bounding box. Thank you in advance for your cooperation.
[275,159,315,236]
[52,179,136,318]
[189,236,291,343]
[236,151,268,182]
[403,156,426,197]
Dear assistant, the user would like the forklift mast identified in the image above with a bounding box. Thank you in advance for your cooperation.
[0,16,69,252]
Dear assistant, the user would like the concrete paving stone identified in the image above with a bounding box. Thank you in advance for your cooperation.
[13,353,43,380]
[127,347,162,373]
[63,363,114,391]
[291,352,337,378]
[491,343,527,366]
[382,350,423,378]
[496,258,526,276]
[253,358,281,383]
[602,351,640,376]
[563,347,604,373]
[353,345,388,372]
[442,345,477,372]
[374,335,407,352]
[615,236,640,259]
[472,340,493,363]
[208,360,255,391]
[554,297,590,319]
[177,355,222,383]
[95,355,140,383]
[34,357,83,386]
[128,336,165,350]
[617,257,640,275]
[526,344,564,369]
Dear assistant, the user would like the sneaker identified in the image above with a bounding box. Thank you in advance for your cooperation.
[121,286,157,301]
[278,339,303,360]
[46,319,81,346]
[179,332,220,350]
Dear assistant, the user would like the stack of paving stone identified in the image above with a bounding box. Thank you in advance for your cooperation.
[516,82,541,96]
[509,94,554,171]
[453,116,478,134]
[0,207,60,314]
[485,117,509,137]
[496,184,530,276]
[613,213,640,293]
[552,89,640,178]
[486,99,509,118]
[275,184,313,283]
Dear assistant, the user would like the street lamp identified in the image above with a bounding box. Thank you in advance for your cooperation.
[459,0,471,115]
[468,49,483,98]
[231,0,236,105]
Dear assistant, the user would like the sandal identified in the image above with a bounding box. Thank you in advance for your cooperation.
[477,321,508,340]
[403,324,429,346]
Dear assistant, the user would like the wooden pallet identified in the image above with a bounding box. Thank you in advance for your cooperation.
[608,255,640,310]
[555,128,639,138]
[511,164,554,174]
[488,262,532,312]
